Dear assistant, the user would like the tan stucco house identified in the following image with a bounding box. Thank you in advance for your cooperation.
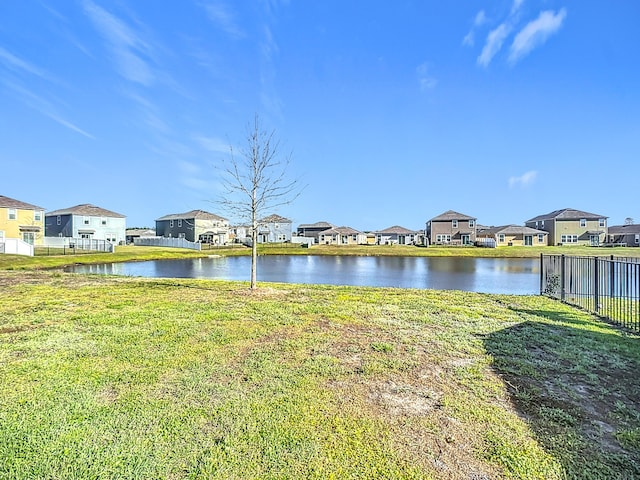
[525,208,607,246]
[426,210,477,246]
[318,226,367,245]
[477,225,549,247]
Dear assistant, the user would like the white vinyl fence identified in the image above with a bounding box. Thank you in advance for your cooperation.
[134,236,201,251]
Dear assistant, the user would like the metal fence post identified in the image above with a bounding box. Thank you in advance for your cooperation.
[540,253,544,294]
[594,256,599,313]
[560,254,566,302]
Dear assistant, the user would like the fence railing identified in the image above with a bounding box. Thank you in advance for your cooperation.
[541,254,640,332]
[134,236,201,251]
[37,238,114,255]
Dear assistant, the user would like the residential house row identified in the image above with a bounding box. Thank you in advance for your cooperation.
[2,194,639,256]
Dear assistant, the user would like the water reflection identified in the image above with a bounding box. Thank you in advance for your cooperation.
[69,255,540,295]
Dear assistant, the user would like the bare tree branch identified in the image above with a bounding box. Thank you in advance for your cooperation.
[216,113,302,289]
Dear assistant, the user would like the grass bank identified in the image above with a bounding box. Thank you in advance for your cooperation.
[1,270,638,479]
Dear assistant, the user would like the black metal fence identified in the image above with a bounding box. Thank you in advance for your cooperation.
[541,254,640,332]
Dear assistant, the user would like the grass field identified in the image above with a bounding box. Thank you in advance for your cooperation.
[1,265,639,479]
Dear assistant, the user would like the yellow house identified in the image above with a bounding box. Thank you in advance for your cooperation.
[0,195,46,246]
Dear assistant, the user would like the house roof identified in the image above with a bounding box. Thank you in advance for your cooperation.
[260,214,291,223]
[375,225,419,235]
[430,210,476,221]
[0,194,44,211]
[479,225,548,236]
[298,221,334,229]
[125,228,156,236]
[46,204,125,218]
[320,226,363,235]
[608,224,640,234]
[526,208,607,223]
[156,209,226,221]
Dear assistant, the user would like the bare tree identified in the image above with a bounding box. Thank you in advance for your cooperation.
[219,114,300,289]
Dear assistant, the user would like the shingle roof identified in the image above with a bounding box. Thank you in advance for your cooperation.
[480,225,548,236]
[298,221,334,229]
[156,209,226,221]
[608,224,640,234]
[260,214,291,223]
[0,195,44,211]
[526,208,606,223]
[375,225,419,235]
[46,204,125,218]
[320,226,363,235]
[430,210,476,221]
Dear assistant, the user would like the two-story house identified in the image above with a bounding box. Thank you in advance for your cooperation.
[0,195,45,247]
[257,214,292,243]
[426,210,477,246]
[297,221,335,244]
[155,210,229,244]
[45,204,126,244]
[525,208,607,246]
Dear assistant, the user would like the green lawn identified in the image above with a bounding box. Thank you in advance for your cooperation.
[1,268,639,479]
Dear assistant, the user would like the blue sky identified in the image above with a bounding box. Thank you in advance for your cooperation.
[1,1,639,231]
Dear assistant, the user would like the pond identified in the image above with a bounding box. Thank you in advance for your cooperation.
[67,255,540,295]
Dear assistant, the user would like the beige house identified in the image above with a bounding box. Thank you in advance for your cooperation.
[318,226,367,245]
[477,225,548,247]
[426,210,477,246]
[374,225,421,245]
[525,208,607,246]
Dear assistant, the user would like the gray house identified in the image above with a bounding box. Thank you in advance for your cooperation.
[45,204,126,244]
[607,224,640,247]
[155,210,229,244]
[257,214,292,243]
[297,221,335,244]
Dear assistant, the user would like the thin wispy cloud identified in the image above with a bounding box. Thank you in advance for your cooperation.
[477,23,511,67]
[200,1,245,38]
[193,135,231,154]
[0,47,48,79]
[474,1,566,67]
[1,79,94,139]
[508,170,537,188]
[416,62,437,90]
[83,0,155,85]
[509,9,567,64]
[463,10,487,47]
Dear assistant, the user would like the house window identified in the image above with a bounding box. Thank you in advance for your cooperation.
[178,219,182,227]
[275,223,279,229]
[22,232,35,245]
[170,220,174,227]
[57,216,61,225]
[561,234,578,243]
[84,216,90,225]
[80,233,91,239]
[101,217,107,226]
[535,221,538,228]
[538,234,545,243]
[635,235,639,245]
[8,209,16,220]
[34,211,42,222]
[541,221,544,228]
[599,218,605,227]
[498,234,505,243]
[580,218,586,227]
[469,220,475,228]
[452,220,458,228]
